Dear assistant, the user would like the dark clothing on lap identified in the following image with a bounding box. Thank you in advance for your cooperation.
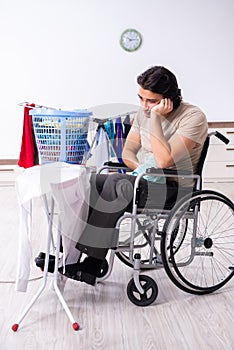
[76,173,193,259]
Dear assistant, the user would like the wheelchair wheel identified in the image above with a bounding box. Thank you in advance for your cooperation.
[127,275,158,306]
[161,190,234,295]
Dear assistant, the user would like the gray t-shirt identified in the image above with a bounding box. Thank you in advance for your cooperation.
[131,101,208,184]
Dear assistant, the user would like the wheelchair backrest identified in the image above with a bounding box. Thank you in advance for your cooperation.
[195,136,210,177]
[195,131,230,188]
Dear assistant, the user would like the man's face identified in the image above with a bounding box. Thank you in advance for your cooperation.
[138,86,163,117]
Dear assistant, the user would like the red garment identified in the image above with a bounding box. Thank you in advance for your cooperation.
[18,103,38,168]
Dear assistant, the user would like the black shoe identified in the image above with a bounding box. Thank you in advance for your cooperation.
[35,252,55,273]
[76,270,96,286]
[80,257,107,277]
[58,263,96,286]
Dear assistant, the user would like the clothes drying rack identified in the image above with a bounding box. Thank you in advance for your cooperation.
[84,110,137,167]
[18,101,57,109]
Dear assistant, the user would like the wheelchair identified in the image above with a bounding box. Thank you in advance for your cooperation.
[96,131,234,306]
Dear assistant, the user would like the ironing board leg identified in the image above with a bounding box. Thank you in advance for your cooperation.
[53,218,80,330]
[12,195,80,332]
[11,276,48,331]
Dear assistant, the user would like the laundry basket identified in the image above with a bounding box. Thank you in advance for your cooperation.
[30,108,92,164]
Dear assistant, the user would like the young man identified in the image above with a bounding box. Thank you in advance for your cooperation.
[123,66,207,179]
[69,66,208,284]
[37,66,208,285]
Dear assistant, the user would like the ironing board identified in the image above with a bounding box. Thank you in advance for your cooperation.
[12,162,92,332]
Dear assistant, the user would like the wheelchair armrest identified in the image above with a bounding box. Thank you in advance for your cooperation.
[97,161,131,174]
[145,167,201,191]
[146,167,192,176]
[103,161,128,168]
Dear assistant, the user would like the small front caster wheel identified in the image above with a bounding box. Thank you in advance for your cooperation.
[127,275,158,306]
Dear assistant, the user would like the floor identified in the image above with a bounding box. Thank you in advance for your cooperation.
[0,168,234,350]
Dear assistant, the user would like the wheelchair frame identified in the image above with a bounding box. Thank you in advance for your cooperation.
[96,131,234,306]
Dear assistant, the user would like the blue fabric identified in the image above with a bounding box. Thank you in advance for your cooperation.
[104,120,115,141]
[113,117,124,163]
[131,154,166,183]
[104,120,115,157]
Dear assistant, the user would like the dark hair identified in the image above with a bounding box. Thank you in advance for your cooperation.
[137,66,182,109]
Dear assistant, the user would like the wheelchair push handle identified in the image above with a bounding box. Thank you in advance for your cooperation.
[211,131,230,145]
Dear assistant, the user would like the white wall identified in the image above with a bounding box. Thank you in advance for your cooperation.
[0,0,233,158]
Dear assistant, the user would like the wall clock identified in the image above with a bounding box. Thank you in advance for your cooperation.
[120,29,142,52]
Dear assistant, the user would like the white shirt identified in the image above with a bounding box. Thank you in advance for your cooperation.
[15,162,91,292]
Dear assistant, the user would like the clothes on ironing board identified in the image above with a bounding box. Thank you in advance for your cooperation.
[18,103,39,168]
[15,163,91,292]
[50,172,91,267]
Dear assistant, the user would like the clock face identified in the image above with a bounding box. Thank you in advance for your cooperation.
[120,29,142,52]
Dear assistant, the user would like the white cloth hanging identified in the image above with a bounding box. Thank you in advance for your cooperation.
[95,127,110,173]
[15,162,91,292]
[50,173,91,268]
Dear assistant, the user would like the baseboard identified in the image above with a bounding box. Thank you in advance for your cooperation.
[0,159,18,165]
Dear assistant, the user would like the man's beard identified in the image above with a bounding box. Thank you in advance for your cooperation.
[143,109,151,117]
